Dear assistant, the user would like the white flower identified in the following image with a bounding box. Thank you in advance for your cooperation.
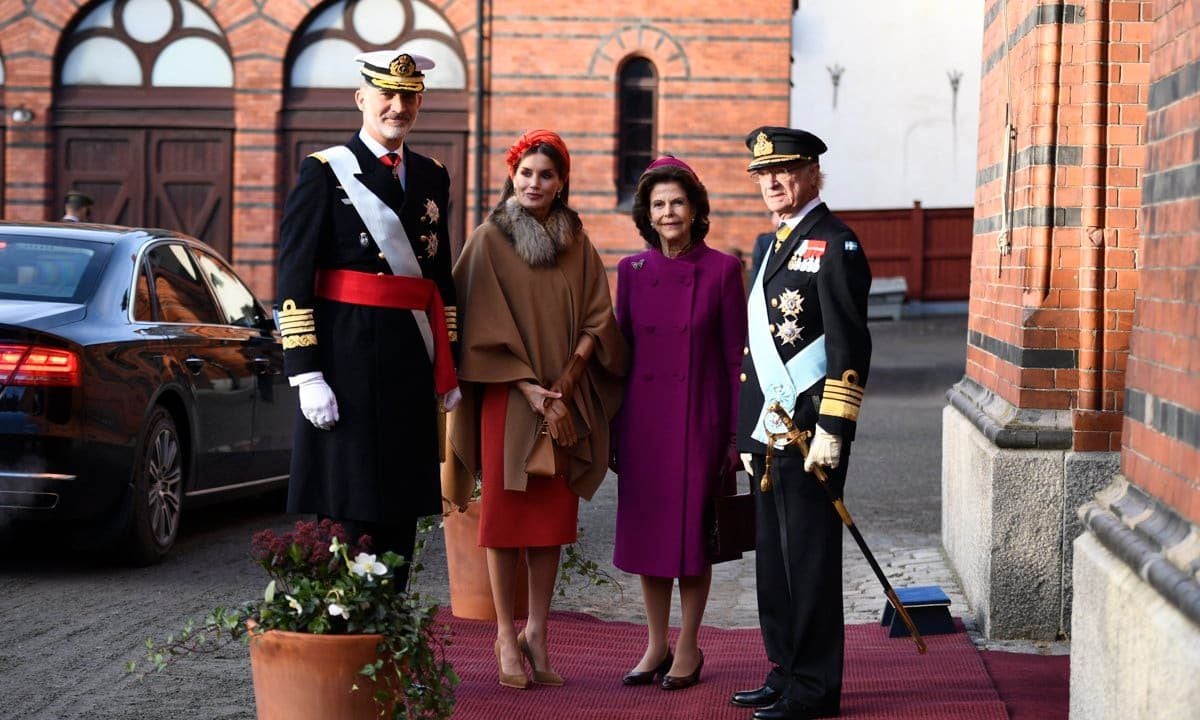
[329,537,342,553]
[328,602,349,620]
[349,552,387,578]
[285,594,302,616]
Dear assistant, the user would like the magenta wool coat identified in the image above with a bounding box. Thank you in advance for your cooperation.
[612,242,747,578]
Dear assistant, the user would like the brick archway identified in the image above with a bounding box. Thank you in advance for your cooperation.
[589,24,690,79]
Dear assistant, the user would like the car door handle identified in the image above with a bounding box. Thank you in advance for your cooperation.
[183,356,205,374]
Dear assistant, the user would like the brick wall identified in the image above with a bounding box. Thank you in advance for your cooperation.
[486,0,792,268]
[1123,0,1200,524]
[969,0,1151,450]
[0,0,790,297]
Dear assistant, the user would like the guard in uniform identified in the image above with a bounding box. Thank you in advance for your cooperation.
[276,48,459,590]
[731,127,872,720]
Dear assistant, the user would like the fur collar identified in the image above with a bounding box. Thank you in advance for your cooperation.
[491,197,573,267]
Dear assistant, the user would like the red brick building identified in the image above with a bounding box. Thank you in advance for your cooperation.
[946,1,1199,715]
[0,0,792,297]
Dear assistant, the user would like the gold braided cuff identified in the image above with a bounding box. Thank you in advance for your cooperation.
[820,369,865,421]
[444,305,458,342]
[278,299,317,349]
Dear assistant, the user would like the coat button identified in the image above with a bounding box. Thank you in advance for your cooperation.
[376,272,385,276]
[770,298,779,308]
[768,324,775,333]
[645,325,655,334]
[650,278,658,287]
[743,346,750,356]
[739,372,747,383]
[378,252,386,260]
[679,324,688,333]
[644,372,655,381]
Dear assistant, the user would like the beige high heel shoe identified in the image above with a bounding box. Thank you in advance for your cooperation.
[517,631,565,686]
[494,638,531,689]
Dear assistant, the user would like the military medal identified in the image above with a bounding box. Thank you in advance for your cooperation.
[774,318,803,346]
[777,289,804,318]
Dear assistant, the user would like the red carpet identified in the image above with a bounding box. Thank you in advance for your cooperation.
[441,611,1011,719]
[980,650,1069,719]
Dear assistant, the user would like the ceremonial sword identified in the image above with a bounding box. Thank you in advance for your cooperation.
[762,400,928,655]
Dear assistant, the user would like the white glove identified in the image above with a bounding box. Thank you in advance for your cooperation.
[804,425,842,473]
[740,452,755,477]
[295,372,338,430]
[441,387,462,412]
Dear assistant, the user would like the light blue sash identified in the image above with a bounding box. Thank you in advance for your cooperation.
[746,240,827,446]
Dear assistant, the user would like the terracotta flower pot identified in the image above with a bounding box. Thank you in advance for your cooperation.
[443,499,529,620]
[247,625,395,720]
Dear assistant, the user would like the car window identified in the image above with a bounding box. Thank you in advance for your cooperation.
[0,236,111,303]
[193,249,265,328]
[146,243,222,325]
[133,262,154,321]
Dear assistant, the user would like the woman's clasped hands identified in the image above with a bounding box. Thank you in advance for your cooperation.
[516,381,579,447]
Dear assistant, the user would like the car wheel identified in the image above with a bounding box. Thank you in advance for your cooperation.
[125,405,184,564]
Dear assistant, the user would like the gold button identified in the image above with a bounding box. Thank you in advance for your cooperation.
[743,346,750,356]
[739,373,747,382]
[768,324,775,333]
[770,298,779,308]
[378,252,386,260]
[376,272,385,276]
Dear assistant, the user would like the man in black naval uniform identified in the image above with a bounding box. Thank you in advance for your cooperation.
[731,127,872,720]
[276,48,460,590]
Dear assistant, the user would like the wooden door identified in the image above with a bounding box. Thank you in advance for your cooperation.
[56,127,232,257]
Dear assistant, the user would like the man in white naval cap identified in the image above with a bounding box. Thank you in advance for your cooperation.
[276,48,460,590]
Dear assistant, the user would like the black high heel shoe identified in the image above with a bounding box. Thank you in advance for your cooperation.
[621,650,673,686]
[660,650,704,691]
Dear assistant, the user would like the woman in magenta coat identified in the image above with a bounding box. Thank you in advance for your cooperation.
[612,156,747,690]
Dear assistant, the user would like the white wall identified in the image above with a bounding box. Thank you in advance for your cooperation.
[791,1,983,210]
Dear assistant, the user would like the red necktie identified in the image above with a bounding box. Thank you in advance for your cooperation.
[379,152,400,178]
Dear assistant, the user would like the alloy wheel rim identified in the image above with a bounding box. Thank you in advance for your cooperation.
[145,425,182,546]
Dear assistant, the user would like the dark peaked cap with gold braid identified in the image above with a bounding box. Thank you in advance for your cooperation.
[355,49,435,92]
[745,126,828,171]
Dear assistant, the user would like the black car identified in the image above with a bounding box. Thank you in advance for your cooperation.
[0,223,293,562]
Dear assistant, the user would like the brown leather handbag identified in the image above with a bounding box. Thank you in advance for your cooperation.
[706,470,756,564]
[525,420,567,478]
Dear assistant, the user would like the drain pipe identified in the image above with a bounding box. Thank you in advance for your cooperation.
[1078,0,1109,413]
[1023,0,1066,305]
[473,0,488,230]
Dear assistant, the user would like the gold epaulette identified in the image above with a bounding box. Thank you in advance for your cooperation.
[820,369,865,422]
[308,152,328,164]
[432,157,444,169]
[278,299,318,349]
[444,305,458,342]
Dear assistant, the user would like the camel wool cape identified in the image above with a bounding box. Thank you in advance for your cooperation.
[444,207,627,509]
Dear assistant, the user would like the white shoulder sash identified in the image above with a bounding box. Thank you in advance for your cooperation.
[318,146,434,362]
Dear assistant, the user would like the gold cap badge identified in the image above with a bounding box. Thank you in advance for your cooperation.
[753,132,774,158]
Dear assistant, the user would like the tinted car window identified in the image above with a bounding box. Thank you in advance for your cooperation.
[0,236,111,303]
[133,262,154,321]
[146,244,222,324]
[193,249,265,328]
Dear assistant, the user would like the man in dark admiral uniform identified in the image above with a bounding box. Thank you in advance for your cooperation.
[276,48,459,590]
[731,127,872,720]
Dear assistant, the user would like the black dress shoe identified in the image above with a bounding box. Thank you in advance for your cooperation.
[752,697,838,720]
[731,684,781,708]
[660,650,703,691]
[621,651,673,686]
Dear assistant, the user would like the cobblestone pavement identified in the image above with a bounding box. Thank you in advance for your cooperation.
[413,316,1069,656]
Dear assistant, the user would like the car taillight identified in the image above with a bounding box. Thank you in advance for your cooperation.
[0,344,81,387]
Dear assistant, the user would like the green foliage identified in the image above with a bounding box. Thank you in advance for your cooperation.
[129,520,457,719]
[557,527,622,599]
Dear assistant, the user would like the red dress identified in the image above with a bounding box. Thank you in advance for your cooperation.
[478,383,579,548]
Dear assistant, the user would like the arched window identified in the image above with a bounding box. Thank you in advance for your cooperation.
[288,0,467,90]
[59,0,233,88]
[54,0,235,256]
[616,58,658,204]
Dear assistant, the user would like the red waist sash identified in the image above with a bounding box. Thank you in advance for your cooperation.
[314,268,457,395]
